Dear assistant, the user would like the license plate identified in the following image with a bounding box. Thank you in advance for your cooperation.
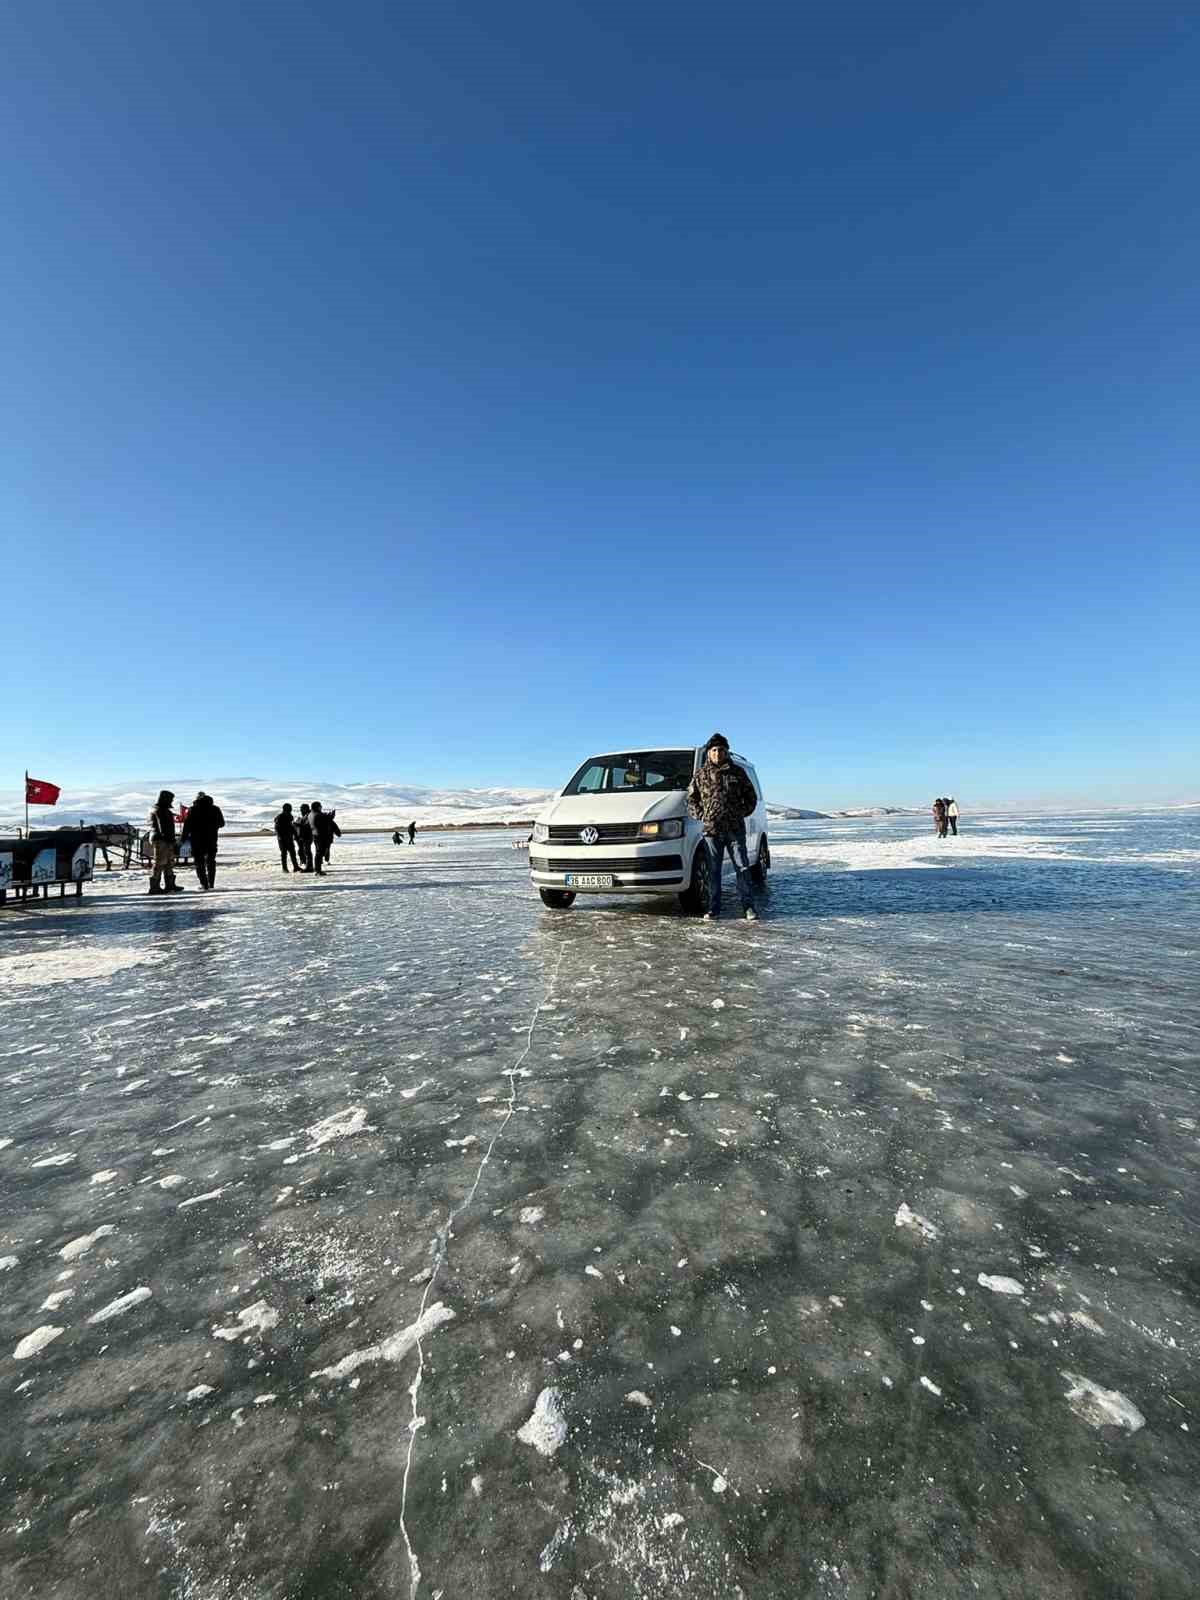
[565,873,614,889]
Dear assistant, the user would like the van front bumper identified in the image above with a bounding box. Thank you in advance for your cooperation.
[529,846,686,892]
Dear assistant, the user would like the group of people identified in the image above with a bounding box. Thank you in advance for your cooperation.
[274,802,342,875]
[148,789,226,893]
[392,823,417,845]
[144,789,352,892]
[932,796,960,837]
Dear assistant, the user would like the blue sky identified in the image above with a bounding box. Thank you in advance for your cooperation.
[3,2,1196,809]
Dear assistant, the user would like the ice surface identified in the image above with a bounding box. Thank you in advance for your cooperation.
[1,809,1198,1596]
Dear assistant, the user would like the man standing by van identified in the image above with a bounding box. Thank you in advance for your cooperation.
[687,733,759,921]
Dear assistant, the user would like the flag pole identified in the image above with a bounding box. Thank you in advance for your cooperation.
[25,770,28,839]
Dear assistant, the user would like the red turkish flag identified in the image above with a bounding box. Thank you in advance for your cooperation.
[175,804,189,824]
[25,776,61,805]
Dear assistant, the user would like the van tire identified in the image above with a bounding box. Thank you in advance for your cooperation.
[679,842,713,916]
[539,888,576,909]
[750,835,770,885]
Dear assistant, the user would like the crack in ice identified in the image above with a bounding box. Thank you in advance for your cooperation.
[398,940,568,1600]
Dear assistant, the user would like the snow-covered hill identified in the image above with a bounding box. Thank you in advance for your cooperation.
[1,778,556,833]
[828,806,922,818]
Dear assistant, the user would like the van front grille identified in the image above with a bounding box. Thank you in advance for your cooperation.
[546,823,641,843]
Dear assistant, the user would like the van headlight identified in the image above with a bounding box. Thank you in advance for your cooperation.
[532,822,549,843]
[639,818,683,839]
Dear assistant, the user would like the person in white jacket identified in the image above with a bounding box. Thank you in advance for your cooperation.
[947,798,959,836]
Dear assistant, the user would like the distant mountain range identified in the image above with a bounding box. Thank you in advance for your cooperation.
[1,778,919,834]
[2,778,554,833]
[768,804,919,821]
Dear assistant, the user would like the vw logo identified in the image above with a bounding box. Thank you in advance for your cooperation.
[579,826,599,845]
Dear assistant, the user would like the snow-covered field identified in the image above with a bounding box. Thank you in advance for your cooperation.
[2,808,1199,1598]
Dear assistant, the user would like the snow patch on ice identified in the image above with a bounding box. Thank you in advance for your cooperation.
[213,1300,279,1342]
[517,1387,567,1456]
[60,1225,116,1261]
[306,1106,371,1148]
[88,1286,152,1324]
[895,1202,939,1241]
[978,1274,1024,1296]
[0,945,167,987]
[311,1301,455,1380]
[13,1326,64,1360]
[1062,1372,1145,1432]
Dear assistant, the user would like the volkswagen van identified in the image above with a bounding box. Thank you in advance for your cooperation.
[528,746,768,912]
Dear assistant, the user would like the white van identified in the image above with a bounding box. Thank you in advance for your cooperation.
[528,746,769,912]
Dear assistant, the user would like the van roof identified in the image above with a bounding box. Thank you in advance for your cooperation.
[585,746,693,758]
[584,746,752,764]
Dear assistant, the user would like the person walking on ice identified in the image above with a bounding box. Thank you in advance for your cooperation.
[274,804,301,873]
[407,821,417,845]
[947,797,959,836]
[686,733,759,922]
[296,804,314,871]
[310,802,341,875]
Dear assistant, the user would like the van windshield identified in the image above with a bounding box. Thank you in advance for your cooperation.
[563,750,695,796]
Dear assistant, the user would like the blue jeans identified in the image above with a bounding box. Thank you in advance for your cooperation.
[706,826,753,916]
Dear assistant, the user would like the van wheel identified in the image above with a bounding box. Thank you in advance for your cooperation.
[539,888,576,909]
[679,843,713,916]
[750,835,770,885]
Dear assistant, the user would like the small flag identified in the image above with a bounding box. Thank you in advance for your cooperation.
[175,804,189,824]
[25,776,61,806]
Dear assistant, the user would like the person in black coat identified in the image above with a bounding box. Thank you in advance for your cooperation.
[180,791,226,889]
[296,804,314,871]
[274,804,301,873]
[310,802,341,875]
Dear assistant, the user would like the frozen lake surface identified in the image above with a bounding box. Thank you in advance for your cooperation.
[2,809,1199,1598]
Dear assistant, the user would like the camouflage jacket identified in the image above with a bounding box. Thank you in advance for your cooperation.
[687,760,757,836]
